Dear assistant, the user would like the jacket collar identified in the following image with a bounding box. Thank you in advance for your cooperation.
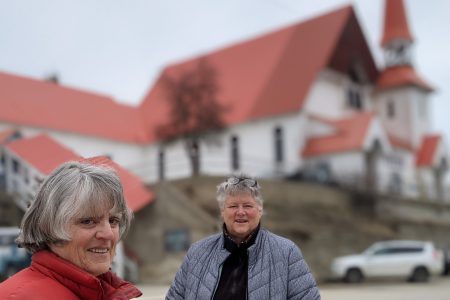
[31,250,142,300]
[218,226,266,267]
[222,223,260,253]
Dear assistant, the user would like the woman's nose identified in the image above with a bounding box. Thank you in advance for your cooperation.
[95,221,114,240]
[236,206,246,214]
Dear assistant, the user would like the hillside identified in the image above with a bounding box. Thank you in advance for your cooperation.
[127,176,450,282]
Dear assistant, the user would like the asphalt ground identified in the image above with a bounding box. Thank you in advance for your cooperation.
[136,276,450,300]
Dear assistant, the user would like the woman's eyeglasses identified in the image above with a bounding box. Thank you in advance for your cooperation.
[226,177,258,187]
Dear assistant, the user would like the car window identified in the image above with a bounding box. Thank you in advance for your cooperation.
[394,247,423,254]
[373,246,423,255]
[373,248,394,255]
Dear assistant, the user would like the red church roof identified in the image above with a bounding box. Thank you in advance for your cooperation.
[381,0,414,46]
[140,6,369,140]
[376,66,433,91]
[416,134,441,167]
[6,134,81,174]
[0,72,149,143]
[302,112,374,157]
[1,6,377,146]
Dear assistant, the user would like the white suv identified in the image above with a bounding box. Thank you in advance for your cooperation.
[330,240,444,283]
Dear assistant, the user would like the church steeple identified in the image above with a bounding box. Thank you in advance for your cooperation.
[381,0,414,67]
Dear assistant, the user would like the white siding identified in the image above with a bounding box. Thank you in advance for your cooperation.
[3,148,45,210]
[304,69,372,119]
[150,113,306,181]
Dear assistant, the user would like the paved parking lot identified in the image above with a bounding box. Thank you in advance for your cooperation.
[137,276,450,300]
[320,276,450,300]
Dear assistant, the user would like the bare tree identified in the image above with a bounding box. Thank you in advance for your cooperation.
[156,59,229,176]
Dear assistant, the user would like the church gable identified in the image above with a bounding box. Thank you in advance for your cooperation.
[139,6,356,141]
[326,8,378,85]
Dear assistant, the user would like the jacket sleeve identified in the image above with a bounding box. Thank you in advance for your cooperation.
[165,252,190,300]
[286,244,321,300]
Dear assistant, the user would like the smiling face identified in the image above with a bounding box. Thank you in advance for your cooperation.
[50,211,121,276]
[221,193,262,243]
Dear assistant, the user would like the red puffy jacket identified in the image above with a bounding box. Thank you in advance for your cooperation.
[0,250,142,300]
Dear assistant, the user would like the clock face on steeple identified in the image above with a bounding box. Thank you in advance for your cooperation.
[384,41,413,67]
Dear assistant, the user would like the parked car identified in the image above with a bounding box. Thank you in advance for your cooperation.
[330,240,444,283]
[0,227,31,281]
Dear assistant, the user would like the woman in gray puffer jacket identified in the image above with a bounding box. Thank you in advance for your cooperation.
[166,175,321,300]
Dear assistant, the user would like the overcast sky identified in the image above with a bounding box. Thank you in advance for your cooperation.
[0,0,448,145]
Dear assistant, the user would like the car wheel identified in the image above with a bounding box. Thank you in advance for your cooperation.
[410,267,429,282]
[344,268,363,283]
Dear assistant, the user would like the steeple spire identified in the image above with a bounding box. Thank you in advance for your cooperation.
[381,0,414,46]
[381,0,414,67]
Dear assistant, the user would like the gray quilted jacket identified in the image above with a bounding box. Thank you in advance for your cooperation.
[166,228,321,300]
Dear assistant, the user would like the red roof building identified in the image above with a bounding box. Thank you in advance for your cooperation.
[4,134,154,212]
[6,134,81,174]
[140,6,378,137]
[0,72,149,143]
[0,1,447,200]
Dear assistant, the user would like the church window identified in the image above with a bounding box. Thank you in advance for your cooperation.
[231,136,239,171]
[347,88,362,110]
[12,159,20,174]
[158,149,165,180]
[274,127,284,163]
[387,99,395,118]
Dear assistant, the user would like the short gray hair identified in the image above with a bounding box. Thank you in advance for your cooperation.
[17,161,133,253]
[216,174,263,209]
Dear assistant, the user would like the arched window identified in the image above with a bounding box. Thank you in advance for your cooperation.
[274,127,284,163]
[231,136,239,171]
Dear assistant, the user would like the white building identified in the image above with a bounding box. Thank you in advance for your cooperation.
[0,0,447,200]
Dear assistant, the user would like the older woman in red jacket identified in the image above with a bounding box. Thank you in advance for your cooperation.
[0,160,142,300]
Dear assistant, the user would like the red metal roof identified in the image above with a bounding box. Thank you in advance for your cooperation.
[0,72,150,143]
[5,135,154,212]
[6,134,81,174]
[140,6,358,139]
[416,134,440,167]
[381,0,414,46]
[376,66,433,91]
[0,128,18,144]
[78,156,155,212]
[388,134,415,151]
[1,6,375,145]
[302,112,374,157]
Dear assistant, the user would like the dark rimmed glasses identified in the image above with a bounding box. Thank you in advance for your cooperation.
[226,177,258,188]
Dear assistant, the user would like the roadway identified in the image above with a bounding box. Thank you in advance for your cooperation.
[136,276,450,299]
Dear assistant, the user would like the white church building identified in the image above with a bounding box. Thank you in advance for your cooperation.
[0,0,448,201]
